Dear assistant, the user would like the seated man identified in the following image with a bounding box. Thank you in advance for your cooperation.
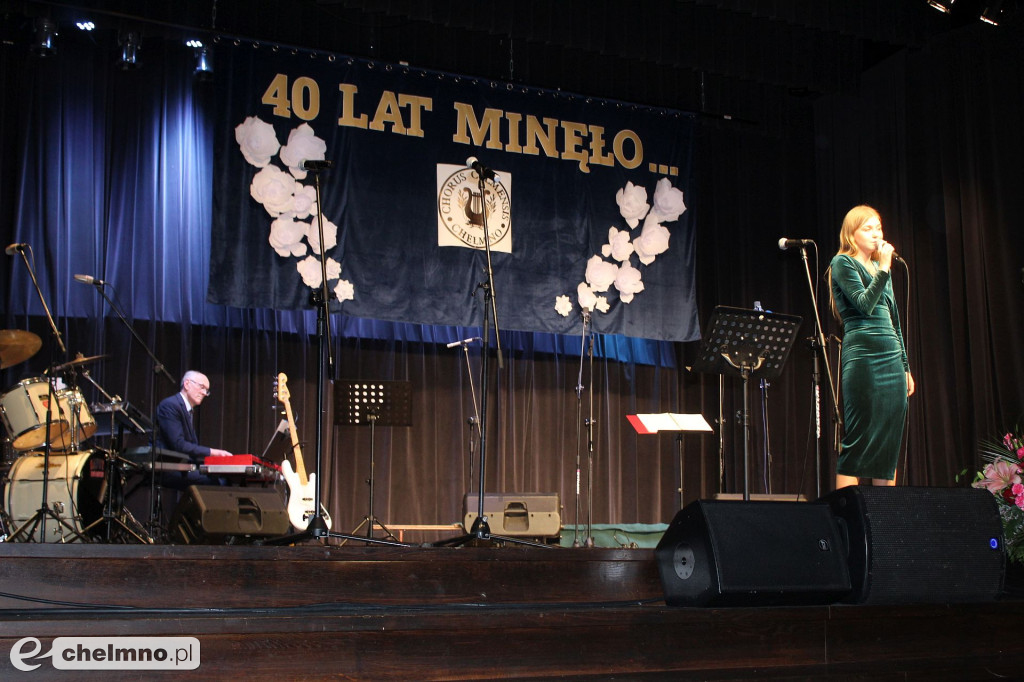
[155,370,232,490]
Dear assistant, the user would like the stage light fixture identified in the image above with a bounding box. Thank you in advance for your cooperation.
[118,31,139,69]
[194,46,214,80]
[185,38,204,49]
[31,17,57,56]
[76,20,95,32]
[980,1,1004,25]
[926,0,956,12]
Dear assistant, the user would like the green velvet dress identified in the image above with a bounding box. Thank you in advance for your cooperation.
[830,254,909,480]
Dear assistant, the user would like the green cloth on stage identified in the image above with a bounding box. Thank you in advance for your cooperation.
[830,255,909,480]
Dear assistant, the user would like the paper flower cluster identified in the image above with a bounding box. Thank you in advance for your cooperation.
[234,117,353,303]
[555,177,686,318]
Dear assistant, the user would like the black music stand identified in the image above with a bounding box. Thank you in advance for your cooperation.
[334,380,412,543]
[691,306,801,501]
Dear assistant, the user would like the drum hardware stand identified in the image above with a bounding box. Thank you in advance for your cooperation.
[434,160,552,550]
[691,307,801,501]
[335,380,411,544]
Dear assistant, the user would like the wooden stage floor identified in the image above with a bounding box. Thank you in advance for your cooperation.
[0,541,1021,679]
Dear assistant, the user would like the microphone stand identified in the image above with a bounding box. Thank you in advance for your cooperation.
[435,161,550,549]
[265,165,406,548]
[795,245,841,498]
[8,245,79,542]
[87,278,176,539]
[458,340,483,492]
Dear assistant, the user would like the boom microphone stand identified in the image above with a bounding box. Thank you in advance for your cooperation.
[436,159,551,549]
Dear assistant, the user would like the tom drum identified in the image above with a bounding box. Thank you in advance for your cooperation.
[0,377,70,451]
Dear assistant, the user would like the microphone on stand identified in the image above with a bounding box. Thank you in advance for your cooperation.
[5,243,27,256]
[778,238,815,250]
[301,159,333,171]
[74,274,107,286]
[466,157,498,182]
[447,336,482,349]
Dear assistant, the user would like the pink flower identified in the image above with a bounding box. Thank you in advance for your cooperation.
[973,460,1022,494]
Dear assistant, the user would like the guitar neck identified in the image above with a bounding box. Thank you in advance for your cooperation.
[277,374,308,487]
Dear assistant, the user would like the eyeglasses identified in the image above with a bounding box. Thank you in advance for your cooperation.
[187,378,211,396]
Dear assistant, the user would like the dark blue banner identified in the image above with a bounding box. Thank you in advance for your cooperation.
[210,46,699,342]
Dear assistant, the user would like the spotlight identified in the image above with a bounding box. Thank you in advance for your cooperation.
[980,1,1004,25]
[118,31,139,69]
[185,38,203,49]
[926,0,955,12]
[75,20,95,32]
[31,17,57,56]
[194,46,213,80]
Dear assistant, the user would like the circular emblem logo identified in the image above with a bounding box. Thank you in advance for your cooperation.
[438,168,511,249]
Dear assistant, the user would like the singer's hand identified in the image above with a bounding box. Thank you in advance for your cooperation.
[906,372,915,397]
[877,240,895,270]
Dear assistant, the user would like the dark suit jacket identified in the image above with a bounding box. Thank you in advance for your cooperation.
[155,393,211,462]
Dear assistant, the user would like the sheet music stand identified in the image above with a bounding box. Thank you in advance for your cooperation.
[334,380,412,542]
[691,306,801,501]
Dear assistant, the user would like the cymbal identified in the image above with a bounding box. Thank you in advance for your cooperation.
[0,329,42,369]
[52,353,108,372]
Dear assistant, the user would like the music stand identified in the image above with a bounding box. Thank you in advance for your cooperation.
[691,306,801,501]
[334,380,412,543]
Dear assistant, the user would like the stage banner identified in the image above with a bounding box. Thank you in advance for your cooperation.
[210,46,699,342]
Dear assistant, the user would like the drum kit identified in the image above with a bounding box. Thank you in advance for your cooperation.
[1,329,153,543]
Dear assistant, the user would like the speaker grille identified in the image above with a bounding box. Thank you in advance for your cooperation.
[821,486,1005,604]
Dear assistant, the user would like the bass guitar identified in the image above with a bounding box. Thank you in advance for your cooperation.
[275,373,332,530]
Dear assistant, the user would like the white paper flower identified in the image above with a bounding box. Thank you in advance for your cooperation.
[634,213,671,265]
[577,282,597,312]
[269,214,309,257]
[296,256,342,289]
[280,123,328,180]
[554,294,573,317]
[235,116,280,168]
[251,165,297,216]
[651,177,687,223]
[615,181,650,228]
[614,262,645,303]
[595,296,610,313]
[602,227,634,262]
[291,184,318,220]
[334,279,355,303]
[585,255,618,293]
[306,216,338,255]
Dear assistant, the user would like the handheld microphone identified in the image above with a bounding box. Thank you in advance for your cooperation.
[466,157,497,181]
[5,243,27,256]
[447,336,481,348]
[74,274,106,286]
[778,238,814,250]
[301,159,333,171]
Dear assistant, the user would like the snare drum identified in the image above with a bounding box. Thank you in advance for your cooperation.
[52,388,98,450]
[0,377,70,451]
[4,450,106,542]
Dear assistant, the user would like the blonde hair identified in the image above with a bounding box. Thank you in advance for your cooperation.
[828,205,882,322]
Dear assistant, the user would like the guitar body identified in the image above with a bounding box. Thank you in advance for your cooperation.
[276,373,333,531]
[281,461,332,531]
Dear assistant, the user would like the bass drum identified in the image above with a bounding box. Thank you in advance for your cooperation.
[4,450,106,542]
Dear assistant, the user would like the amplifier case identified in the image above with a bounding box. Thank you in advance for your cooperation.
[463,492,561,538]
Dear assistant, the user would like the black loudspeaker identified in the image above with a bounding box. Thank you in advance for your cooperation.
[818,486,1005,604]
[170,485,290,544]
[655,500,852,607]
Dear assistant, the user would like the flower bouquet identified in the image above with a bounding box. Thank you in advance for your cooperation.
[972,430,1024,564]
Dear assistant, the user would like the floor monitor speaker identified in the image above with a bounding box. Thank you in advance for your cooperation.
[171,485,290,544]
[818,485,1005,604]
[655,499,851,607]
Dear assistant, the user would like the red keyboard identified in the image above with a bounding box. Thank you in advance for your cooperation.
[200,454,281,481]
